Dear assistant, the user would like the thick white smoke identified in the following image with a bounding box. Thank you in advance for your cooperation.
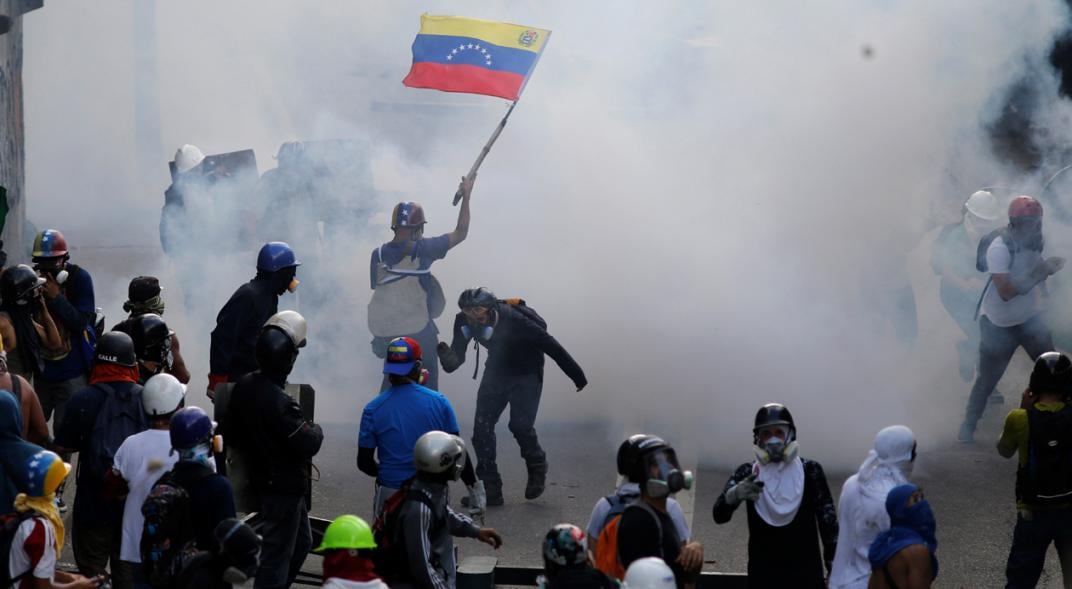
[18,0,1072,469]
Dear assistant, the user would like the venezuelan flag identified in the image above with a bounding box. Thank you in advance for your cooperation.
[403,14,551,101]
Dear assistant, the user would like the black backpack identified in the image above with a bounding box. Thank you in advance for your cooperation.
[976,228,1012,273]
[85,383,148,481]
[0,510,38,585]
[141,468,211,589]
[1018,406,1072,506]
[371,480,440,585]
[501,298,547,330]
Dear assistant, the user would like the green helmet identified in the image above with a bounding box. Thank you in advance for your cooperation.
[315,515,376,552]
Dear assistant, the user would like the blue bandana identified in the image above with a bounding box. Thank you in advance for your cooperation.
[868,483,938,578]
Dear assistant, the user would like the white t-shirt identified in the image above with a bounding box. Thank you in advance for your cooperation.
[113,429,179,563]
[981,235,1043,327]
[8,516,57,588]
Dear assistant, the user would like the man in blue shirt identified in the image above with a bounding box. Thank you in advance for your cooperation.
[366,176,475,391]
[31,229,96,428]
[357,336,486,517]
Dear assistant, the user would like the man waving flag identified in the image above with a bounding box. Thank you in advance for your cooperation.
[403,14,551,100]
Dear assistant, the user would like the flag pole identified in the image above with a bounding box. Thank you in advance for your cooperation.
[453,100,518,205]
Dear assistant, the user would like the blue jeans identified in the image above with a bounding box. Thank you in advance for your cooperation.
[254,494,311,589]
[963,315,1053,431]
[1005,508,1072,588]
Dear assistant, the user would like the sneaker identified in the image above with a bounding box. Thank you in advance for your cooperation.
[55,495,67,514]
[525,462,548,500]
[958,422,975,443]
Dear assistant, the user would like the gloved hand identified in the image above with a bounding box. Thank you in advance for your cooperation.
[724,474,763,506]
[438,342,462,373]
[467,480,487,519]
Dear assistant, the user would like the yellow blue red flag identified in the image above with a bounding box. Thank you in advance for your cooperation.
[402,14,551,101]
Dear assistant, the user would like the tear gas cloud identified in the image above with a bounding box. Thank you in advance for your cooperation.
[20,0,1072,469]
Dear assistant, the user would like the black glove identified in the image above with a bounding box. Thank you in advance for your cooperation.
[438,342,462,373]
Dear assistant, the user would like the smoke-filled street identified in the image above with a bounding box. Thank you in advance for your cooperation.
[9,1,1072,587]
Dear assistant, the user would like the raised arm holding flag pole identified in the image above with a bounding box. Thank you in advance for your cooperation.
[402,14,551,204]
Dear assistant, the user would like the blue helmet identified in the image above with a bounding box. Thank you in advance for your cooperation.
[170,406,214,450]
[256,242,301,272]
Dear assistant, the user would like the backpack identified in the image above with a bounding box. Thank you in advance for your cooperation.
[1018,406,1072,506]
[367,243,446,337]
[84,383,148,480]
[976,228,1012,273]
[0,510,38,585]
[141,469,208,589]
[973,228,1015,320]
[371,480,439,584]
[593,500,661,580]
[502,298,547,330]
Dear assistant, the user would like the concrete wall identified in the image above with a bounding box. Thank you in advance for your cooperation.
[0,0,31,258]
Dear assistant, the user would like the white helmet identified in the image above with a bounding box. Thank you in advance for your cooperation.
[264,310,307,348]
[142,373,186,418]
[623,557,676,589]
[965,190,1002,222]
[413,431,466,479]
[174,144,206,173]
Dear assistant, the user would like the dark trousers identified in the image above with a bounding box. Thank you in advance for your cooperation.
[255,494,312,589]
[37,374,87,430]
[379,322,439,392]
[72,508,120,578]
[1005,509,1072,588]
[964,315,1053,429]
[472,372,545,486]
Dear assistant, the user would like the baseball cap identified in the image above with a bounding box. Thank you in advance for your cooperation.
[383,336,422,375]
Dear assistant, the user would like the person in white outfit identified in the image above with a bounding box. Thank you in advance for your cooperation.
[828,425,917,589]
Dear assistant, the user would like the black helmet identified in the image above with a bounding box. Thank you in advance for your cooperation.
[458,287,497,309]
[214,519,262,573]
[754,403,795,433]
[618,434,670,483]
[256,325,299,379]
[95,331,137,367]
[1,265,43,306]
[124,314,173,365]
[1030,352,1072,395]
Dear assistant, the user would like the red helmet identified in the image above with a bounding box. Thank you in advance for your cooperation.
[390,202,426,230]
[1009,195,1043,218]
[32,229,69,260]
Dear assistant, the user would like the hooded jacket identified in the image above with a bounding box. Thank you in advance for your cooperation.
[209,274,287,381]
[0,391,44,512]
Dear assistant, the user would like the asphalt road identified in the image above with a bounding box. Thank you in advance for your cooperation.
[305,409,1066,588]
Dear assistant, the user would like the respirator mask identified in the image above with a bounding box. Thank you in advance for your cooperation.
[461,307,496,342]
[753,426,799,464]
[642,449,693,499]
[33,263,67,285]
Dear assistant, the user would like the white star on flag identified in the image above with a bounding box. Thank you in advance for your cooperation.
[446,55,453,60]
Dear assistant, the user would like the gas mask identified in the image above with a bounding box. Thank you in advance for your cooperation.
[642,449,693,499]
[34,264,68,285]
[461,323,494,342]
[461,308,497,341]
[753,426,799,464]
